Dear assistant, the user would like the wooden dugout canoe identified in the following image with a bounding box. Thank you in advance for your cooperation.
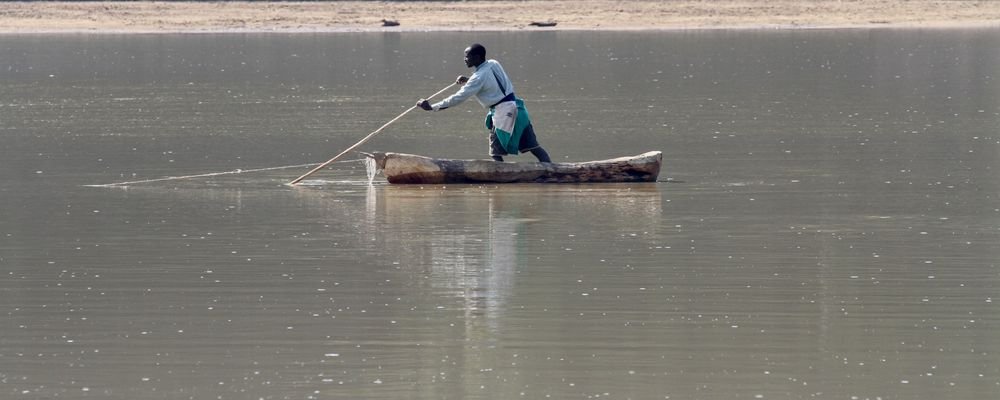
[365,151,662,184]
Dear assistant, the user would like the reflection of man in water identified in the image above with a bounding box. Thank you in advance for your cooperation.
[417,43,552,163]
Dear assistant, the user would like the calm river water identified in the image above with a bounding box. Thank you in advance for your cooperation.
[2,30,999,399]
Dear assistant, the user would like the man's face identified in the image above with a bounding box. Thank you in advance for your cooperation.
[464,48,482,68]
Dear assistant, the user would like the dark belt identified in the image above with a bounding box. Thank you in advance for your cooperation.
[489,92,516,108]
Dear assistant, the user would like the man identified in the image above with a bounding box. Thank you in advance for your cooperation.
[417,44,551,163]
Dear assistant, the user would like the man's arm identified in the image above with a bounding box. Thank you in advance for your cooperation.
[430,73,484,111]
[417,76,468,111]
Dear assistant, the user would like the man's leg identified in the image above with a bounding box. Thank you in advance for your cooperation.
[489,129,507,162]
[519,124,551,162]
[529,147,551,163]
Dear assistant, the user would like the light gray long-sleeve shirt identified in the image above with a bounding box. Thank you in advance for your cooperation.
[432,59,514,111]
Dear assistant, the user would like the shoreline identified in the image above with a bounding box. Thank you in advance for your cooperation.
[1,1,998,34]
[7,21,1000,36]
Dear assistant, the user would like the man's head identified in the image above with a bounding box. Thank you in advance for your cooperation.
[464,44,486,68]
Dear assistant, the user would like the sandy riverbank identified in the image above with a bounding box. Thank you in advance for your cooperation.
[1,1,998,33]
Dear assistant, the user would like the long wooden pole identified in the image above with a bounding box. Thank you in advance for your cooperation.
[288,83,456,185]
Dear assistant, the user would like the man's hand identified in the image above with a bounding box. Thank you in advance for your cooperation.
[416,99,432,111]
[456,75,469,85]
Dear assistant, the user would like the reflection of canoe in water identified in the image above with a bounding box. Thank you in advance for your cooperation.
[366,151,662,184]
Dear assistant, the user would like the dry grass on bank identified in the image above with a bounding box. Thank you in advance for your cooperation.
[0,1,998,33]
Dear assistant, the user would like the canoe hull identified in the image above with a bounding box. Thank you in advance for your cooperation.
[368,151,662,184]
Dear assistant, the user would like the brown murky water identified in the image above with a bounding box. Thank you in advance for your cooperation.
[2,30,999,399]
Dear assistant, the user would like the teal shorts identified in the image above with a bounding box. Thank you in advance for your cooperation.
[489,123,540,156]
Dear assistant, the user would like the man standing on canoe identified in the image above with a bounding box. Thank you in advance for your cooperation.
[417,44,551,163]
